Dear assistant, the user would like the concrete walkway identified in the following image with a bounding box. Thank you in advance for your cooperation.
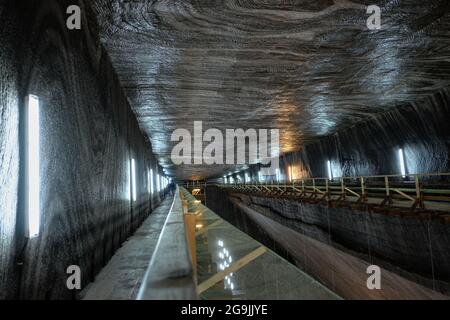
[80,195,174,300]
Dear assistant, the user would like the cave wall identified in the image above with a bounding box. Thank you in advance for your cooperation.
[0,0,165,299]
[297,89,450,178]
[206,186,450,296]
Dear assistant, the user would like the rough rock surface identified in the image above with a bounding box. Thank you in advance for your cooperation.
[90,0,450,179]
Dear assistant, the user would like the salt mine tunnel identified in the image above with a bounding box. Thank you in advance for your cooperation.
[1,0,450,301]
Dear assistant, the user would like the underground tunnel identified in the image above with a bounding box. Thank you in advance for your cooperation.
[1,0,450,304]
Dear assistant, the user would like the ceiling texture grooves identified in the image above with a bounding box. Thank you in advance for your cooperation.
[90,0,450,180]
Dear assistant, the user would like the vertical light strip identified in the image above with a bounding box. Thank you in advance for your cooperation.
[327,160,333,180]
[150,169,154,194]
[156,174,160,192]
[27,95,40,238]
[399,148,406,177]
[288,165,293,182]
[258,171,262,182]
[275,168,280,182]
[131,158,137,202]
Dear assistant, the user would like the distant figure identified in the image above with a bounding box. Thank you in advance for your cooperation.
[168,181,176,196]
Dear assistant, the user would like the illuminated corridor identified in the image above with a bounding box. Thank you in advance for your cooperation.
[1,0,450,301]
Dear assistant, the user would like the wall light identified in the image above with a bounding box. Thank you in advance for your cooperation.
[398,148,406,177]
[327,160,333,180]
[26,95,40,238]
[275,168,280,182]
[147,169,151,194]
[150,169,154,194]
[131,158,137,202]
[288,165,292,182]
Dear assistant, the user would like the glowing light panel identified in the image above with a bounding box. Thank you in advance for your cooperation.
[399,148,406,177]
[275,168,280,182]
[327,160,333,180]
[131,158,137,202]
[150,169,154,194]
[27,95,40,238]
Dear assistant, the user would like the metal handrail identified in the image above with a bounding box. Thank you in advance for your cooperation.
[137,186,198,300]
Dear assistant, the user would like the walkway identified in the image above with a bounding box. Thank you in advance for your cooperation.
[80,195,173,299]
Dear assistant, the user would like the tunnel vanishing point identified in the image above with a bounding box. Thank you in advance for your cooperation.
[1,0,450,301]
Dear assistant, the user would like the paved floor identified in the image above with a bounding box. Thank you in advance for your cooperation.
[80,195,174,300]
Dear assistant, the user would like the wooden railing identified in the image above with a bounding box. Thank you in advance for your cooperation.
[216,172,450,214]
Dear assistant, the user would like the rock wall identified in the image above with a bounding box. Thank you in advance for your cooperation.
[292,88,450,178]
[0,0,165,299]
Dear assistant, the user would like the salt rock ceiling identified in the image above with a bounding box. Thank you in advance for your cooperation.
[91,0,450,180]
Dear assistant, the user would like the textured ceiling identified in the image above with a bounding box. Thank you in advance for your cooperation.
[91,0,450,180]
